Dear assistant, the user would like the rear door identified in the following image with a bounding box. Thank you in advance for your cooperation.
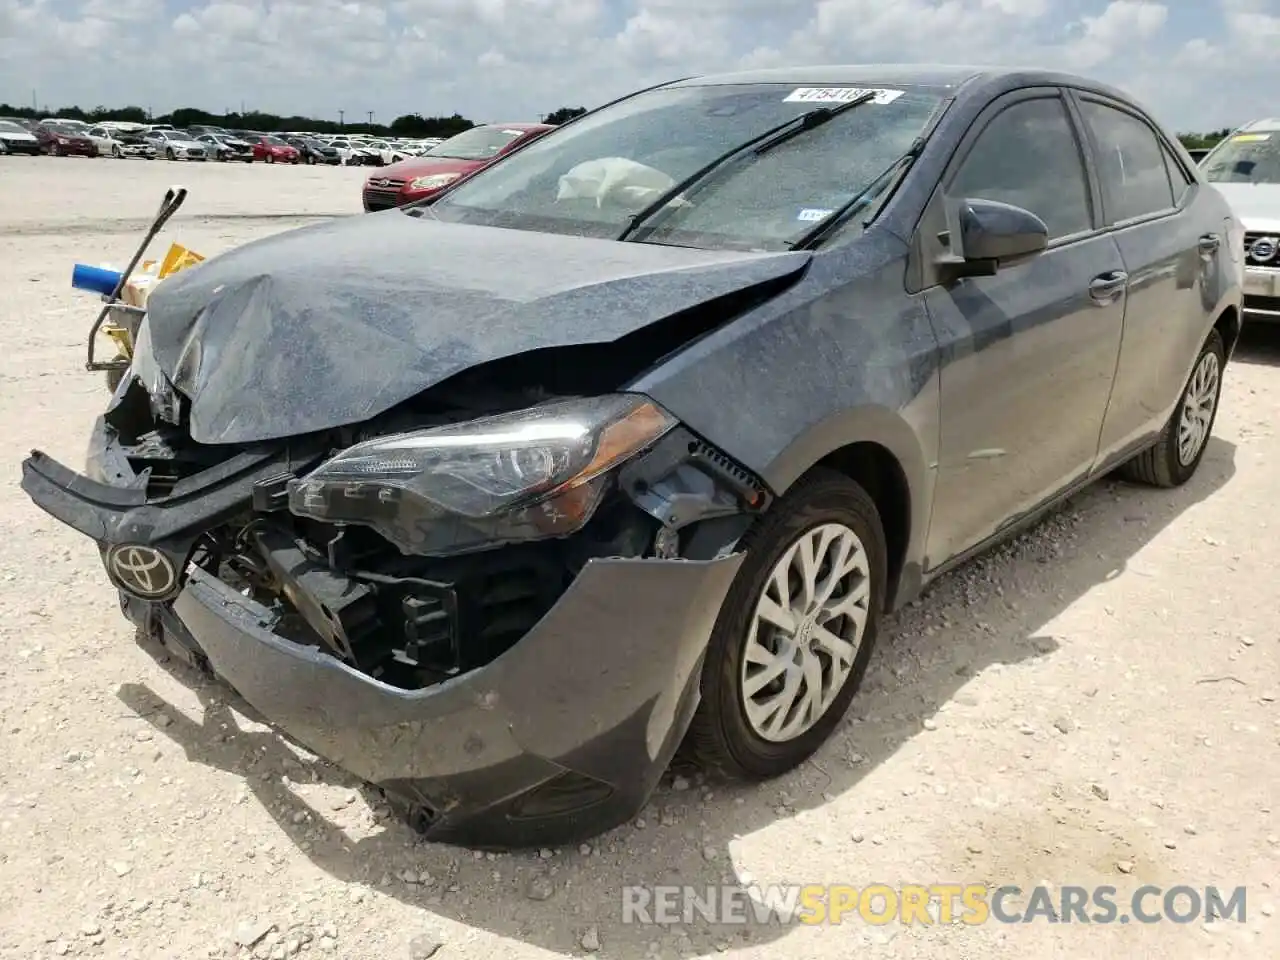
[1069,91,1219,461]
[917,88,1127,566]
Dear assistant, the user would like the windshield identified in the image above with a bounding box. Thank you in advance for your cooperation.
[46,123,80,135]
[0,120,27,133]
[1203,131,1280,185]
[264,136,287,146]
[426,125,524,161]
[425,83,942,251]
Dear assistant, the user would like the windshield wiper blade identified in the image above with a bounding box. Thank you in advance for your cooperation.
[786,138,924,250]
[750,90,879,157]
[617,91,878,243]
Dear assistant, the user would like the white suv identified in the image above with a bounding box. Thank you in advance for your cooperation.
[1201,118,1280,323]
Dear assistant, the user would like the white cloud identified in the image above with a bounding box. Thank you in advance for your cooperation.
[1061,0,1168,68]
[0,0,1274,131]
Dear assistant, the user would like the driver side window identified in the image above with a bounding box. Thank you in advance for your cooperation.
[949,96,1093,241]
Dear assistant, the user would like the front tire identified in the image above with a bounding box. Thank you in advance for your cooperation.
[112,145,121,158]
[684,468,887,780]
[1118,329,1225,488]
[166,147,175,161]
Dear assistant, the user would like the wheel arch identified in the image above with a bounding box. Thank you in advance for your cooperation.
[760,405,932,612]
[1213,303,1241,360]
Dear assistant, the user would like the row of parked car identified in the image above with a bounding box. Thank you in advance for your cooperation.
[0,116,447,165]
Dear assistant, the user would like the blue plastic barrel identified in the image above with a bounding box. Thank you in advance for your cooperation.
[71,263,124,297]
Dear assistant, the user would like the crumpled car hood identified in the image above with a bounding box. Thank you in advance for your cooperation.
[141,211,811,444]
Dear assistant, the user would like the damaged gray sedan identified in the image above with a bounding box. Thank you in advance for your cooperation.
[22,65,1242,848]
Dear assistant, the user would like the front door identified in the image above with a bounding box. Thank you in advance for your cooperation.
[917,89,1127,567]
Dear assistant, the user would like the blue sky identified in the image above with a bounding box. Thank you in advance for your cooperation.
[1,0,1276,131]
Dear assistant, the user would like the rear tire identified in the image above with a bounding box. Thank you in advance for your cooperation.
[683,468,887,780]
[1118,329,1225,488]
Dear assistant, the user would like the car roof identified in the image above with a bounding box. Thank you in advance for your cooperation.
[1238,117,1280,133]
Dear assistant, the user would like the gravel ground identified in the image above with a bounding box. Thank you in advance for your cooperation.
[1,157,1278,960]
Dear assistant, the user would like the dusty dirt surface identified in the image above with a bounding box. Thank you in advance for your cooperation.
[1,157,1278,960]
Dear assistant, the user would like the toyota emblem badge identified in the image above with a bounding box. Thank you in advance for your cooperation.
[107,544,178,600]
[1250,237,1277,263]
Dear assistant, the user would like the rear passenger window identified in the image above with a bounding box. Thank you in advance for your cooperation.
[949,97,1093,241]
[1080,101,1175,221]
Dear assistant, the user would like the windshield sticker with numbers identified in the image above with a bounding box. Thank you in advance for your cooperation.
[783,87,904,105]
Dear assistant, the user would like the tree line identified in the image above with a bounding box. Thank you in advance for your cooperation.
[0,100,1226,148]
[1177,129,1232,151]
[0,104,590,137]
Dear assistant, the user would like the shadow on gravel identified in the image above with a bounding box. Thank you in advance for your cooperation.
[1234,322,1280,367]
[115,436,1236,958]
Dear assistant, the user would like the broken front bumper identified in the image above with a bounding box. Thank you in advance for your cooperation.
[20,434,744,849]
[165,555,740,847]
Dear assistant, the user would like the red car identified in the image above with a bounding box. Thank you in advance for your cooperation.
[252,135,300,164]
[362,123,553,211]
[36,122,98,157]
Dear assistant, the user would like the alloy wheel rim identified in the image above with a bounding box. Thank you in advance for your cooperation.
[1177,351,1220,466]
[740,523,871,743]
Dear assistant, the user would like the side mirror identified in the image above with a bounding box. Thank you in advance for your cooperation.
[936,197,1049,280]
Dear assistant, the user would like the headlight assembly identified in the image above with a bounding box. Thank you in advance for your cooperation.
[287,394,678,557]
[409,173,460,191]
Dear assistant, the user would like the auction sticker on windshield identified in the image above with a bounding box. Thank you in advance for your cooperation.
[784,87,904,105]
[1232,133,1270,142]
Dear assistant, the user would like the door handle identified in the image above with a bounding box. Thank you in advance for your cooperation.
[1089,270,1128,304]
[1198,234,1220,255]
